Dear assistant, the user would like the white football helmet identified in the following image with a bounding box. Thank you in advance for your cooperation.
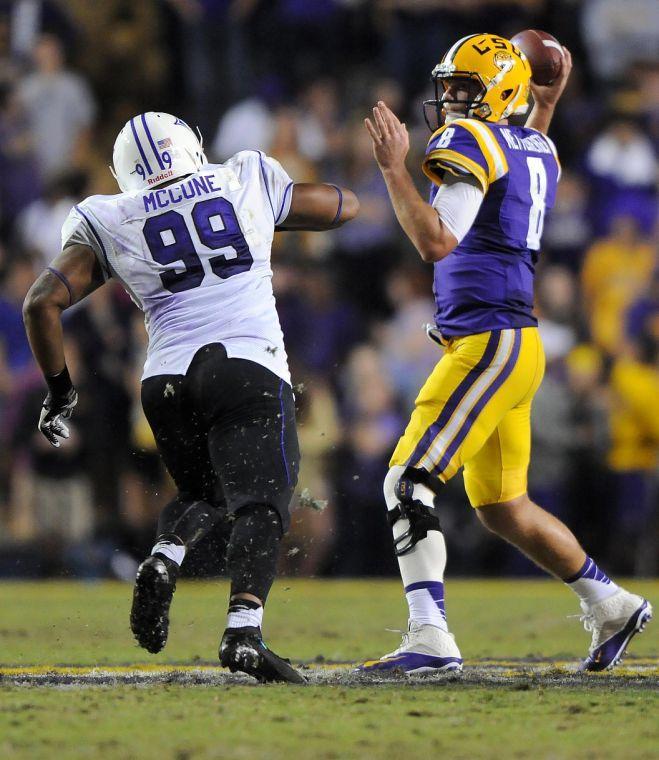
[111,112,207,193]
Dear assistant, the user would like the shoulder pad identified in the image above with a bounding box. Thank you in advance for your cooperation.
[225,149,264,167]
[423,119,508,193]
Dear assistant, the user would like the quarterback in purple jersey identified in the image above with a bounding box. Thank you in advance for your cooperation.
[360,33,651,674]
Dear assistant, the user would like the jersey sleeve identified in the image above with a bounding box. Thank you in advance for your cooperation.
[423,119,508,195]
[61,203,112,281]
[255,151,294,225]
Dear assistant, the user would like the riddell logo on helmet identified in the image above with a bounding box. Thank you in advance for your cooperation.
[148,170,174,185]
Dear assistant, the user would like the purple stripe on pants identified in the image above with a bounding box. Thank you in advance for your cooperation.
[409,330,501,470]
[430,328,522,477]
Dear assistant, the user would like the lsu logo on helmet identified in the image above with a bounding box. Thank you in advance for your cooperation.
[424,33,531,129]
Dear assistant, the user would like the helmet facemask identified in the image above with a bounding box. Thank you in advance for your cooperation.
[423,72,486,131]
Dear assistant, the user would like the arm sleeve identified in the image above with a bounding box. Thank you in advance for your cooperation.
[423,119,508,195]
[61,205,112,281]
[255,151,294,225]
[431,173,484,243]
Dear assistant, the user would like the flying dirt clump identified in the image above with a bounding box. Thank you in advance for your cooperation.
[298,488,328,512]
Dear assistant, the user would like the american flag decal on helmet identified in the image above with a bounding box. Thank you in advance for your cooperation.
[157,137,172,149]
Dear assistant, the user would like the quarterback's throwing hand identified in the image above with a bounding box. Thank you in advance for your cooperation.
[38,387,78,447]
[530,46,573,110]
[365,101,409,171]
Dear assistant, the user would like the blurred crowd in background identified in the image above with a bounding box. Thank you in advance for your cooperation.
[0,0,657,580]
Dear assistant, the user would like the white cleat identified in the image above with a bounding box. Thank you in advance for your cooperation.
[579,589,653,671]
[359,621,463,674]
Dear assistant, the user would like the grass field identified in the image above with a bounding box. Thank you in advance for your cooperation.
[1,578,657,759]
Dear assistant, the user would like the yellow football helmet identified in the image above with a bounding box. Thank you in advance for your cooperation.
[424,33,531,129]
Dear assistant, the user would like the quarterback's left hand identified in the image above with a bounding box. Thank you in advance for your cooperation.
[38,387,78,447]
[365,101,409,171]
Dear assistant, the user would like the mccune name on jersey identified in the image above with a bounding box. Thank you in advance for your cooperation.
[143,173,223,213]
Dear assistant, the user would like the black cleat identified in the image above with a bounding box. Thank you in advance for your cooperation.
[219,626,306,684]
[130,555,177,654]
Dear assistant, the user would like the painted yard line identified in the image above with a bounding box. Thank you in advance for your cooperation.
[2,661,658,676]
[0,655,659,673]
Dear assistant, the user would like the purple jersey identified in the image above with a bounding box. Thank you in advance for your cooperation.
[423,118,560,336]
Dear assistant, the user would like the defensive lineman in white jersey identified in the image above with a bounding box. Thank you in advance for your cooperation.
[23,113,359,683]
[63,137,295,385]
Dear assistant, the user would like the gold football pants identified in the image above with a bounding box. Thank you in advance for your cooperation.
[391,327,545,507]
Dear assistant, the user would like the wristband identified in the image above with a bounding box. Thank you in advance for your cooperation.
[45,366,74,399]
[329,185,343,227]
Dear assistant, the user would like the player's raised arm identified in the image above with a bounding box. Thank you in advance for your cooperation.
[525,47,572,135]
[22,243,105,446]
[275,183,359,231]
[365,101,459,263]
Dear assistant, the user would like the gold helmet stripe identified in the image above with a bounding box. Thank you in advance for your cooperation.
[453,119,508,182]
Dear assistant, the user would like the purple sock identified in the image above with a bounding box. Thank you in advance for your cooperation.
[564,556,619,606]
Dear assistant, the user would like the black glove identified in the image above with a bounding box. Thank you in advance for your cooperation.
[38,367,78,448]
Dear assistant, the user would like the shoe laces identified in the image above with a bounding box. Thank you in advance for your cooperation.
[383,628,409,655]
[568,612,601,655]
[567,612,596,631]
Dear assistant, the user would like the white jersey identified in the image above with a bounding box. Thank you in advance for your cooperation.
[61,151,294,382]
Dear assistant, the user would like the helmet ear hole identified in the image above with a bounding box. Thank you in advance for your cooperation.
[501,88,513,100]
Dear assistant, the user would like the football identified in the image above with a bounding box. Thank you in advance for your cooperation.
[511,29,564,85]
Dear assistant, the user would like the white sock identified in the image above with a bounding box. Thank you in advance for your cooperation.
[405,582,447,631]
[227,601,263,630]
[151,539,186,566]
[385,466,448,631]
[564,556,619,607]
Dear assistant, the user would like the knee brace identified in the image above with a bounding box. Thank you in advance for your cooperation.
[384,466,442,556]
